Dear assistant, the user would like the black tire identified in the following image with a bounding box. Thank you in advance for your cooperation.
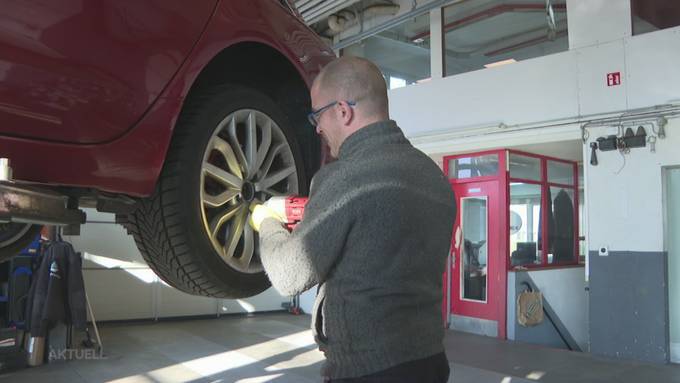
[0,223,41,262]
[124,85,306,298]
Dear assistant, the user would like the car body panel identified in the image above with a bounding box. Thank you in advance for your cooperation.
[0,0,217,144]
[0,0,334,197]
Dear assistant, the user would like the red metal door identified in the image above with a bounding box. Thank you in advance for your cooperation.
[450,180,503,325]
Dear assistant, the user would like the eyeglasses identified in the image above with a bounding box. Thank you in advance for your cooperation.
[307,100,356,127]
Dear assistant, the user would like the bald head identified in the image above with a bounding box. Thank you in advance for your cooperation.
[314,56,389,120]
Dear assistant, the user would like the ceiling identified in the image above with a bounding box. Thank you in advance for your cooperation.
[510,140,584,162]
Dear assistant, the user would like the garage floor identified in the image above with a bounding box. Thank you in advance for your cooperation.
[1,313,679,383]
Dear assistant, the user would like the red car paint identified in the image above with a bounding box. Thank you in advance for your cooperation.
[0,0,333,196]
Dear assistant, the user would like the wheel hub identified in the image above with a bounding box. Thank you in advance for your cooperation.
[241,181,256,202]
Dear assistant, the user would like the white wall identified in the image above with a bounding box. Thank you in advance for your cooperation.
[625,28,680,108]
[585,120,680,253]
[65,209,289,322]
[567,0,632,49]
[389,23,680,149]
[389,50,580,138]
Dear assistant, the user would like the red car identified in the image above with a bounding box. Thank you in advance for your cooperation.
[0,0,334,297]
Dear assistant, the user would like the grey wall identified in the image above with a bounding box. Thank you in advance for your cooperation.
[589,250,669,364]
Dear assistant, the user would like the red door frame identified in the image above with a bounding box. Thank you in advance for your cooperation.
[443,149,508,339]
[441,149,580,339]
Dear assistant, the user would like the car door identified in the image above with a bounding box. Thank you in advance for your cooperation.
[0,0,217,144]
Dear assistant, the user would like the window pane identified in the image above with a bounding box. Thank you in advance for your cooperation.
[342,14,430,90]
[448,154,499,179]
[461,197,487,302]
[443,0,568,77]
[632,0,680,36]
[548,160,574,185]
[548,187,575,264]
[509,183,542,267]
[509,154,541,181]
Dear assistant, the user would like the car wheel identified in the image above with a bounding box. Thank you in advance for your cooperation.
[124,85,306,298]
[0,223,41,262]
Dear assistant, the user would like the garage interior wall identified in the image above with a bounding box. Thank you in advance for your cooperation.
[65,210,290,322]
[383,0,679,361]
[585,119,679,363]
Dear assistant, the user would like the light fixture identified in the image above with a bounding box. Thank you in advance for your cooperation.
[484,59,517,68]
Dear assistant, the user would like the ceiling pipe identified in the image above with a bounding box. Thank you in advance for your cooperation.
[328,4,401,35]
[328,10,356,33]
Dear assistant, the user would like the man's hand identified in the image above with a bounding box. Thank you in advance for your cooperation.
[262,197,289,221]
[249,202,285,232]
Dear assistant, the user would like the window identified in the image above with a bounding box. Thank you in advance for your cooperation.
[448,154,499,179]
[442,0,569,77]
[632,0,680,36]
[508,151,579,268]
[510,153,541,181]
[342,14,431,90]
[548,187,575,264]
[548,160,574,185]
[461,197,488,302]
[510,183,542,267]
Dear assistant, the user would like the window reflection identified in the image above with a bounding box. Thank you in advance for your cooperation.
[549,187,575,264]
[462,197,487,302]
[510,183,542,266]
[632,0,680,36]
[443,0,569,77]
[449,154,499,179]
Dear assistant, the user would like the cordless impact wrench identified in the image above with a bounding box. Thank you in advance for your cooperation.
[264,196,308,230]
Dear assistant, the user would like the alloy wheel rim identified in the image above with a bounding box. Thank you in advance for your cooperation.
[200,109,298,274]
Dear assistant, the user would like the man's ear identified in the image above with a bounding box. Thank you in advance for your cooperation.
[339,101,354,126]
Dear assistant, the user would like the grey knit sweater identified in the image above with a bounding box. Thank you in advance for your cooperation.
[259,120,456,379]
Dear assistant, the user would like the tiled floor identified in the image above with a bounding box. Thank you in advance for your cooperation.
[0,313,678,382]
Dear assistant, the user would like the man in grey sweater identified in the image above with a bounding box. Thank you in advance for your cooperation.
[249,57,456,382]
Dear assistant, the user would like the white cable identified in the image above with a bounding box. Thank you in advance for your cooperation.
[614,149,627,175]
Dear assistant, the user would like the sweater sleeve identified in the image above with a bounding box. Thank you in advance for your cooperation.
[258,178,354,296]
